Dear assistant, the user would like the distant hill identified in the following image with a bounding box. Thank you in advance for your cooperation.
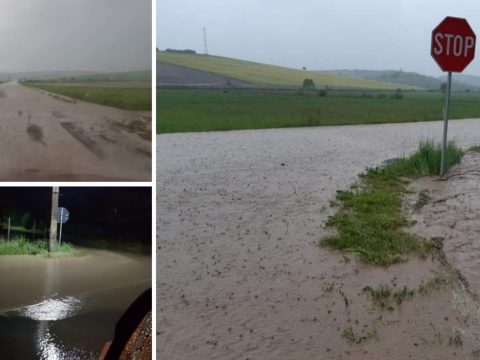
[438,73,480,89]
[157,51,417,90]
[0,70,151,83]
[0,71,98,82]
[59,70,151,82]
[324,69,479,91]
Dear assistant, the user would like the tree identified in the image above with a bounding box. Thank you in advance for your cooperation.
[302,78,315,90]
[440,82,447,94]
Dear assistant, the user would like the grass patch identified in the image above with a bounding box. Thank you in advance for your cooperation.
[363,285,415,310]
[341,327,378,345]
[26,83,151,111]
[0,237,84,257]
[322,141,463,266]
[469,144,480,152]
[157,88,480,133]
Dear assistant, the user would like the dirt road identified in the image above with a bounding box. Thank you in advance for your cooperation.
[0,82,151,181]
[158,119,480,360]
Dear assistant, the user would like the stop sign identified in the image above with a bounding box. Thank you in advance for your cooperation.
[431,16,476,72]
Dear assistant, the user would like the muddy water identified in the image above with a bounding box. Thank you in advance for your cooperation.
[0,248,151,359]
[410,151,480,297]
[157,120,480,360]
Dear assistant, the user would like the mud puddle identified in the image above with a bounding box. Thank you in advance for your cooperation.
[27,124,46,146]
[0,249,151,359]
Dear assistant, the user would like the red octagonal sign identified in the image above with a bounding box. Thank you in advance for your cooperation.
[431,16,476,72]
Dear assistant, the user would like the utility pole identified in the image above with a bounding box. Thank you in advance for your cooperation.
[203,27,209,55]
[49,187,59,252]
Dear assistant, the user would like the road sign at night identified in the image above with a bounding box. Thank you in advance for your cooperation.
[56,207,70,224]
[431,16,476,72]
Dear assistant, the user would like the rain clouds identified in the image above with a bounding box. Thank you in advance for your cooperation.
[0,0,151,72]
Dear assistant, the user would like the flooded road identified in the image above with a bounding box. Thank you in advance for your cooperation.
[157,119,480,360]
[0,82,151,181]
[0,248,151,359]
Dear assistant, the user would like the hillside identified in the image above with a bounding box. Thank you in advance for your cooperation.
[157,51,417,90]
[439,73,480,90]
[325,69,479,91]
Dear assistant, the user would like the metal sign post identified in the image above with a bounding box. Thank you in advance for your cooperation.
[55,207,70,245]
[59,208,64,245]
[441,72,452,176]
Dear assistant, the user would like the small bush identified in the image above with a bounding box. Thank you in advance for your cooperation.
[317,89,327,97]
[391,90,404,99]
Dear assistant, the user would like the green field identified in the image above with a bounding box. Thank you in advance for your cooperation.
[28,83,151,111]
[158,89,480,133]
[158,51,416,90]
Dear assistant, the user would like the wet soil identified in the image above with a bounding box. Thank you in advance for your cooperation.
[157,121,480,360]
[0,82,151,181]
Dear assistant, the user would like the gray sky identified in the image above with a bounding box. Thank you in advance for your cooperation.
[0,0,151,72]
[157,0,480,77]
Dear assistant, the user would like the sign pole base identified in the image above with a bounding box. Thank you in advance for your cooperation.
[441,71,452,176]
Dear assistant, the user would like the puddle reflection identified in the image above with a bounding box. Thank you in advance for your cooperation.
[36,321,95,360]
[18,296,82,321]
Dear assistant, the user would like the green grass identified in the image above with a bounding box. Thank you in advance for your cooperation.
[341,327,378,344]
[27,83,151,111]
[0,237,84,257]
[157,89,480,133]
[322,141,463,266]
[363,285,414,310]
[158,51,414,90]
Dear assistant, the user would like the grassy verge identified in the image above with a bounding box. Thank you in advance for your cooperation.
[26,83,151,111]
[0,237,85,257]
[322,141,463,266]
[157,89,480,133]
[469,145,480,152]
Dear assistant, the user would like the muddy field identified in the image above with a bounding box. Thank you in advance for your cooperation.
[0,248,151,359]
[0,82,151,181]
[158,119,480,360]
[157,62,252,87]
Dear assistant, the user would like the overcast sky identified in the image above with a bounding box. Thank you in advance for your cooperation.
[0,0,151,72]
[158,0,480,77]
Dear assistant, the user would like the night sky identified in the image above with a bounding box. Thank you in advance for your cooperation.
[0,187,152,247]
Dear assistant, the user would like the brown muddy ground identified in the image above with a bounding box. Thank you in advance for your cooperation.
[158,120,480,360]
[409,150,480,303]
[0,82,151,181]
[0,248,151,359]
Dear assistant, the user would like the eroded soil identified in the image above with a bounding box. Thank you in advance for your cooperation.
[0,82,151,181]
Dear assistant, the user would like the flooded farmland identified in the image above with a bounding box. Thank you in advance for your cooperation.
[158,119,480,359]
